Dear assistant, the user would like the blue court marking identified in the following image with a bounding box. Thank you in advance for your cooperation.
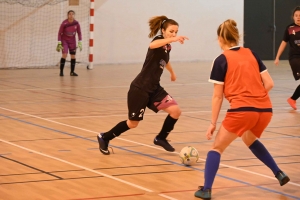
[0,113,299,199]
[87,148,98,150]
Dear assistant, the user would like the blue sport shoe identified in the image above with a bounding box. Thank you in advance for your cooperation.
[275,171,290,186]
[97,133,110,155]
[194,186,211,200]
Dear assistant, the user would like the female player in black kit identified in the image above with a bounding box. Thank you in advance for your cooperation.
[97,15,188,155]
[275,6,300,110]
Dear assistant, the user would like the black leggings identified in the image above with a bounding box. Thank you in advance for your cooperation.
[289,58,300,80]
[289,58,300,100]
[291,84,300,100]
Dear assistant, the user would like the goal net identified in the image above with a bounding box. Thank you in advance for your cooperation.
[0,0,90,69]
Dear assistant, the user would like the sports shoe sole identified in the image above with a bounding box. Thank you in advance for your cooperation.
[279,176,290,186]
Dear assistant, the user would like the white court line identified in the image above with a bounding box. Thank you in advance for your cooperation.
[0,138,178,200]
[0,82,210,92]
[0,107,171,152]
[47,107,299,120]
[0,106,299,187]
[0,138,151,192]
[47,110,225,119]
[158,194,178,200]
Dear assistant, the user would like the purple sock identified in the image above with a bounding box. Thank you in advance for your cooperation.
[203,151,221,190]
[249,140,280,175]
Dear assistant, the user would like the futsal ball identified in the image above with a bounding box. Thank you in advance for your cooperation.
[179,146,199,166]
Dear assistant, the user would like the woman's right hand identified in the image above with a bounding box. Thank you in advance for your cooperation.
[274,58,279,65]
[172,36,189,44]
[56,41,63,52]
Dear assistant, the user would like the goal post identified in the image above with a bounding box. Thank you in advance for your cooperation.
[0,0,92,69]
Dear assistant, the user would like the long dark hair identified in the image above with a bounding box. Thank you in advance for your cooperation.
[292,6,300,15]
[292,6,300,20]
[68,10,75,15]
[148,15,179,38]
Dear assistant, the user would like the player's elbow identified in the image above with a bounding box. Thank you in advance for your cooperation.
[269,80,274,89]
[263,78,274,92]
[261,71,274,92]
[265,81,274,92]
[213,95,223,101]
[149,43,156,49]
[149,41,160,49]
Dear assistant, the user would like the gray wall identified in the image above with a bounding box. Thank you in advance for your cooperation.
[0,0,244,68]
[93,0,244,64]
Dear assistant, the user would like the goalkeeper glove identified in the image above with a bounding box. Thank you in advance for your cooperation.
[78,41,82,51]
[56,41,63,52]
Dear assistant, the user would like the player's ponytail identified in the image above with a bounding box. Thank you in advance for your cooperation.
[148,15,178,38]
[217,19,239,46]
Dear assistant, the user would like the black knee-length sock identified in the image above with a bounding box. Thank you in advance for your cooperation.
[60,58,66,72]
[102,120,130,140]
[71,59,76,73]
[157,115,178,140]
[291,84,300,100]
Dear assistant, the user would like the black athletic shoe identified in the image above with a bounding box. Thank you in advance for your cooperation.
[97,133,110,155]
[70,72,78,76]
[154,137,175,152]
[60,72,64,76]
[275,170,290,186]
[194,186,211,199]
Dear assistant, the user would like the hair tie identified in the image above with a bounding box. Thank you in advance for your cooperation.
[161,19,167,28]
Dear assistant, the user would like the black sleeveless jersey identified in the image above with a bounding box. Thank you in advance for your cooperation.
[131,35,171,93]
[283,23,300,59]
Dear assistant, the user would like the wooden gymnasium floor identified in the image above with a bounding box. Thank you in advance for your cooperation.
[0,60,299,200]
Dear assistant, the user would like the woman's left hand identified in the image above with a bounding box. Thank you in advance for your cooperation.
[206,123,216,140]
[170,73,176,81]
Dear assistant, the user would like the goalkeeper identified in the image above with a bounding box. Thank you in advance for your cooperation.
[57,10,82,76]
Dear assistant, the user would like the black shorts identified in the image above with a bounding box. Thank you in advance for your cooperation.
[127,85,178,121]
[289,58,300,81]
[70,49,76,55]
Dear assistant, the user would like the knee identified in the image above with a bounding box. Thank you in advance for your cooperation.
[211,142,226,154]
[242,131,257,147]
[211,147,224,155]
[169,107,181,119]
[242,137,253,147]
[127,120,139,128]
[130,123,138,128]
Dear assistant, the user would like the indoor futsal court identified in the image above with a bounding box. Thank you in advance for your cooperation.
[1,0,300,199]
[0,61,299,200]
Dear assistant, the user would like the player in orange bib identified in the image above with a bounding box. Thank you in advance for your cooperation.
[194,19,290,199]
